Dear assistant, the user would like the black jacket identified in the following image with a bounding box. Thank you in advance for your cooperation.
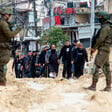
[73,48,88,63]
[38,50,47,64]
[58,45,72,62]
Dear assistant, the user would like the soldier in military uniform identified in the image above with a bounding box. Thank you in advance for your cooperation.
[0,7,21,85]
[88,11,112,91]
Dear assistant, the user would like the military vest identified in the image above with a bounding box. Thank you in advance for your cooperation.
[0,19,12,49]
[99,23,112,52]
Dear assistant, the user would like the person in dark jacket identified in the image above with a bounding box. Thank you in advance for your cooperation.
[58,41,72,79]
[38,46,49,77]
[31,51,37,78]
[23,52,32,78]
[71,40,78,50]
[17,55,24,78]
[35,50,41,77]
[71,40,79,77]
[72,43,88,78]
[12,55,21,78]
[45,45,59,78]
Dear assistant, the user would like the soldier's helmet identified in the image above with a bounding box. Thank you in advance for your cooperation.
[1,7,13,15]
[96,11,110,20]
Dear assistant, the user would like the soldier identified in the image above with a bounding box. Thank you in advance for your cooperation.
[0,7,21,85]
[88,11,112,91]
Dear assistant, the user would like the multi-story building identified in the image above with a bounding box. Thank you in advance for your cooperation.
[42,0,101,47]
[0,0,46,37]
[0,0,103,48]
[0,0,43,52]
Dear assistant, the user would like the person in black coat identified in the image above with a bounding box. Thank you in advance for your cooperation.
[58,41,72,79]
[31,51,37,78]
[45,45,59,78]
[14,55,24,78]
[71,40,78,76]
[23,52,32,78]
[12,55,21,78]
[38,46,49,77]
[35,50,41,77]
[72,43,88,78]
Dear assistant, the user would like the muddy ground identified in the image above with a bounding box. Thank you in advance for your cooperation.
[0,50,112,112]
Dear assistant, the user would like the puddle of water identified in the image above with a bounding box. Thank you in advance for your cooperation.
[26,81,46,91]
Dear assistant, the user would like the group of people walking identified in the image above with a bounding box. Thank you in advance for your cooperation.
[13,41,88,79]
[12,45,58,78]
[59,40,88,79]
[0,6,111,92]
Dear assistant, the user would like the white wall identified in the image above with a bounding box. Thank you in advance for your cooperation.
[78,24,101,39]
[35,0,48,27]
[104,0,112,14]
[78,26,91,39]
[29,0,48,27]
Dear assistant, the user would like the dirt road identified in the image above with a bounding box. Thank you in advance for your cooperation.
[0,50,112,112]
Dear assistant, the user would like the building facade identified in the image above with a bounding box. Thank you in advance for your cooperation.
[42,0,101,47]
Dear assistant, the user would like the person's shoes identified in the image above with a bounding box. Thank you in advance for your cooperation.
[87,86,96,91]
[87,80,97,91]
[103,87,111,92]
[0,82,6,86]
[103,82,111,92]
[49,72,56,78]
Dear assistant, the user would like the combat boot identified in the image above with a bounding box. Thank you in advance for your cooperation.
[103,82,111,92]
[88,80,97,91]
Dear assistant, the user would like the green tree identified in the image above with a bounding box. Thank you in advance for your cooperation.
[39,27,68,48]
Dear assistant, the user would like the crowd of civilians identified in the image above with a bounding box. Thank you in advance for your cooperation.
[12,40,88,79]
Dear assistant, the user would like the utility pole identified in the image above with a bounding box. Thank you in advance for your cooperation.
[108,0,110,13]
[33,0,38,37]
[90,0,95,46]
[12,0,17,24]
[50,0,54,28]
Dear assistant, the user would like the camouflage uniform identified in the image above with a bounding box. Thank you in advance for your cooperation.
[89,11,112,91]
[0,8,21,84]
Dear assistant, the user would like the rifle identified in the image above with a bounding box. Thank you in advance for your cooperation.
[90,28,100,61]
[8,22,17,58]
